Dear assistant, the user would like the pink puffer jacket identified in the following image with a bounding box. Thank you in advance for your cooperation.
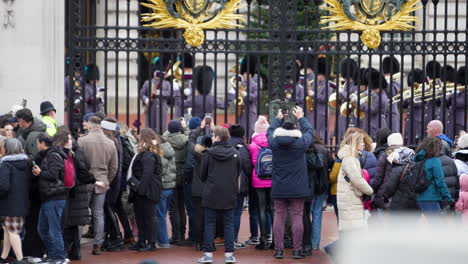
[248,133,272,188]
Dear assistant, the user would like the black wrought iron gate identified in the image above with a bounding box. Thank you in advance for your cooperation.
[66,0,468,147]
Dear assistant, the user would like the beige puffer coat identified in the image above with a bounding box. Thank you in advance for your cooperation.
[337,145,373,232]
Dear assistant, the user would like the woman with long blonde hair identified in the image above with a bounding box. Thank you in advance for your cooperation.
[129,128,163,252]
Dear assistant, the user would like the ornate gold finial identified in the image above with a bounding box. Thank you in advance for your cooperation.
[320,0,420,49]
[141,0,246,47]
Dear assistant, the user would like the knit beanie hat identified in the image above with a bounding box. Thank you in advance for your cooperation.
[254,116,269,134]
[189,116,202,129]
[458,134,468,149]
[83,112,95,122]
[168,120,182,133]
[387,133,403,147]
[229,124,245,138]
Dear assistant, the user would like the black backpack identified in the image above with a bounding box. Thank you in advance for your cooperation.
[403,159,430,194]
[306,146,327,195]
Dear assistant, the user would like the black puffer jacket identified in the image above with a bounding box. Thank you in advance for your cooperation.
[381,162,418,211]
[36,147,68,201]
[131,151,162,203]
[371,153,392,209]
[228,136,252,195]
[200,141,241,210]
[63,150,96,227]
[192,143,208,198]
[0,154,32,216]
[439,155,459,203]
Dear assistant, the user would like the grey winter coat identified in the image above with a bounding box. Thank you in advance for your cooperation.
[17,118,47,159]
[163,127,189,187]
[161,142,177,189]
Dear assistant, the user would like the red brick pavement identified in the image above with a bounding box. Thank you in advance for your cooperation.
[72,212,337,264]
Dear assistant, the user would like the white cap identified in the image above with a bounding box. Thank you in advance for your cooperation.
[387,133,403,147]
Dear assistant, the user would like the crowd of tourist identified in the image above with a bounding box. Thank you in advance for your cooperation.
[0,100,467,264]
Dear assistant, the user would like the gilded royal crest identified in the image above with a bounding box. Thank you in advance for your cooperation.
[141,0,245,47]
[320,0,420,49]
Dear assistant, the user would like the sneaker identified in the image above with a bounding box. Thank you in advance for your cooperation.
[234,241,246,249]
[0,257,9,264]
[27,257,43,263]
[267,234,273,244]
[39,259,66,264]
[225,254,237,263]
[245,237,260,245]
[156,242,170,249]
[14,260,34,264]
[197,254,213,263]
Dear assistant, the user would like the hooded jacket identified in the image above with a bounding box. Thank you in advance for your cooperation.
[0,154,32,216]
[17,118,47,159]
[200,141,241,210]
[163,128,189,187]
[336,145,373,232]
[415,150,453,202]
[161,142,177,189]
[228,136,252,195]
[131,150,162,203]
[454,150,468,176]
[360,150,378,180]
[191,143,208,198]
[248,133,272,189]
[267,117,314,199]
[439,154,459,204]
[437,134,453,157]
[36,146,69,201]
[455,175,468,220]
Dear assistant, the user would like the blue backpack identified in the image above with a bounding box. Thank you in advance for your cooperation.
[256,147,273,180]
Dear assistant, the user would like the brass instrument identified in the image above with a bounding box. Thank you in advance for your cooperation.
[306,79,315,111]
[328,92,338,109]
[230,74,246,115]
[339,91,368,118]
[413,82,460,103]
[165,60,183,81]
[392,83,422,103]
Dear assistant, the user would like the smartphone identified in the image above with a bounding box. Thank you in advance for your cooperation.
[204,113,212,125]
[32,161,37,167]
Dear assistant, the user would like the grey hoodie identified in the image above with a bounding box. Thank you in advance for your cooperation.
[17,118,47,159]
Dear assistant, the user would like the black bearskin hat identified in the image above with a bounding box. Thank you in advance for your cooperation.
[317,57,329,76]
[182,53,194,69]
[301,55,316,70]
[440,65,456,83]
[340,58,358,79]
[84,64,100,82]
[457,66,468,86]
[407,69,425,86]
[367,68,388,90]
[240,55,258,75]
[193,65,214,95]
[358,68,370,86]
[383,56,400,75]
[426,61,441,79]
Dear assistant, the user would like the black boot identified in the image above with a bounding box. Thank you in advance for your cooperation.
[274,249,284,259]
[129,241,145,251]
[292,250,305,259]
[255,237,269,250]
[139,242,157,252]
[302,245,313,256]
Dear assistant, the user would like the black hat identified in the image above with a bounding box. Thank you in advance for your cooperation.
[302,55,316,70]
[168,120,182,133]
[340,58,358,79]
[193,65,214,95]
[407,69,425,86]
[182,53,194,69]
[357,68,370,86]
[294,61,301,83]
[382,57,400,74]
[229,124,245,138]
[457,66,468,85]
[367,69,388,90]
[240,55,258,75]
[440,65,456,83]
[317,57,329,76]
[40,101,56,115]
[425,61,441,79]
[84,64,100,82]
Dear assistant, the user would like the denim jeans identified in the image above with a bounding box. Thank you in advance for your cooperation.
[157,189,174,245]
[234,193,245,241]
[248,188,259,238]
[91,192,107,245]
[37,200,66,260]
[311,194,327,249]
[203,208,235,253]
[184,182,194,240]
[417,201,442,224]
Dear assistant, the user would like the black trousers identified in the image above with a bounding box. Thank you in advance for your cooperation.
[302,201,312,248]
[114,190,132,239]
[169,185,186,241]
[63,226,80,257]
[192,197,205,243]
[255,188,274,241]
[23,202,45,258]
[104,202,121,240]
[134,196,157,243]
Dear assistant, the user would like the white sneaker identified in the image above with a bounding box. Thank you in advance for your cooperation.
[27,257,43,264]
[197,254,213,263]
[225,255,237,263]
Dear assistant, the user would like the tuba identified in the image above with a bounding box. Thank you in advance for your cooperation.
[305,79,315,111]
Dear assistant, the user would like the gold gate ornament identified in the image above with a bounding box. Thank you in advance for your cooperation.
[141,0,245,47]
[320,0,420,49]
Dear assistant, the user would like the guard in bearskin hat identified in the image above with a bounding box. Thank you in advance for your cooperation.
[450,66,468,137]
[81,64,105,113]
[140,57,177,132]
[183,65,236,119]
[174,53,195,117]
[337,58,359,140]
[440,65,457,138]
[404,68,426,144]
[424,60,442,124]
[383,56,401,132]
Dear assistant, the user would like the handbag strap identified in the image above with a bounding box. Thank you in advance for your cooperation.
[400,163,410,181]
